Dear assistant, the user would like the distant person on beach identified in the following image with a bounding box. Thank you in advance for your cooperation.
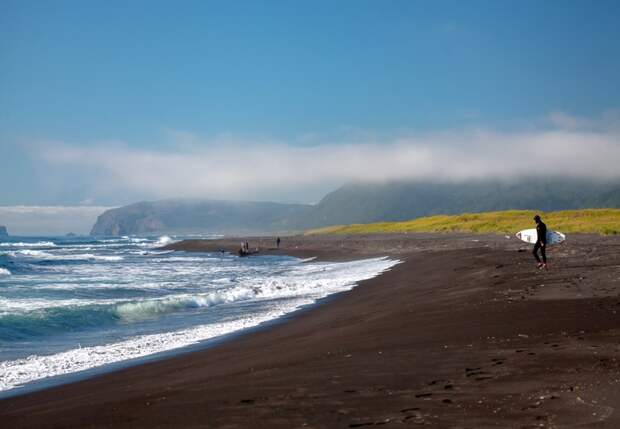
[276,237,281,248]
[533,215,547,269]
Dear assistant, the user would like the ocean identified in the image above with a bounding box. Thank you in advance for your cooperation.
[0,235,398,395]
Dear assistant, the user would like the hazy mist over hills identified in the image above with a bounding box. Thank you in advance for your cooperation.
[90,199,309,236]
[90,178,620,235]
[0,206,112,236]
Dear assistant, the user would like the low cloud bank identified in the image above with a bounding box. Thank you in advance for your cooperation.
[0,206,111,236]
[33,112,620,202]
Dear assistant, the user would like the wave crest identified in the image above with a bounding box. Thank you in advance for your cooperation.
[0,241,56,248]
[8,250,123,262]
[154,235,174,246]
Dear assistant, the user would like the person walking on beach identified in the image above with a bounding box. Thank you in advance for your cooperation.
[533,214,547,269]
[276,237,281,249]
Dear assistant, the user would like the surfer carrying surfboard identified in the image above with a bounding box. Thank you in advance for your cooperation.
[532,215,547,269]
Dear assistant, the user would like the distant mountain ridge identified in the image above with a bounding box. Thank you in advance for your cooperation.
[90,179,620,235]
[309,179,620,226]
[90,199,308,236]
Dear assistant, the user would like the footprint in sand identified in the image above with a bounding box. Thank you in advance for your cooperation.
[475,375,494,381]
[402,414,425,423]
[349,418,392,427]
[348,422,374,428]
[465,367,492,379]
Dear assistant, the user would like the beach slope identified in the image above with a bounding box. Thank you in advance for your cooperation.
[2,233,620,428]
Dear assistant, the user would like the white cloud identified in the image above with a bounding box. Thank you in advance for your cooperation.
[548,112,591,129]
[549,110,620,131]
[31,112,620,203]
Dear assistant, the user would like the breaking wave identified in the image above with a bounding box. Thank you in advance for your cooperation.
[0,241,56,248]
[0,310,283,392]
[0,234,399,394]
[7,250,123,262]
[154,235,174,246]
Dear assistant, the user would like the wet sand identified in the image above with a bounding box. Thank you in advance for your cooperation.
[2,233,620,428]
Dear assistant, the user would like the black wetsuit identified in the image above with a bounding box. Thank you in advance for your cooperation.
[533,221,547,264]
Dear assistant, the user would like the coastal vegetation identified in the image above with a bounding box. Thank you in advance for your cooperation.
[305,209,620,235]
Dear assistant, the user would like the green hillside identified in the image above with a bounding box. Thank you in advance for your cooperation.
[303,180,620,228]
[305,209,620,235]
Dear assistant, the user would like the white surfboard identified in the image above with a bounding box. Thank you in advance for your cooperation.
[516,228,566,245]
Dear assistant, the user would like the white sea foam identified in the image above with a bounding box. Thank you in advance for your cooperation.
[82,254,124,262]
[7,255,392,319]
[14,249,53,258]
[130,250,174,256]
[154,235,174,246]
[0,241,56,248]
[0,268,11,276]
[0,297,134,314]
[0,257,400,392]
[0,308,284,392]
[98,237,150,244]
[23,281,178,292]
[8,250,123,262]
[114,290,257,322]
[151,256,217,262]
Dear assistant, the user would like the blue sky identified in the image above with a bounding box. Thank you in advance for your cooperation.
[1,0,620,209]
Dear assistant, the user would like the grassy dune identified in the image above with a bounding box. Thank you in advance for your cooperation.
[305,209,620,235]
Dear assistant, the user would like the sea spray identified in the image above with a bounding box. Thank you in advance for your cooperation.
[154,235,174,246]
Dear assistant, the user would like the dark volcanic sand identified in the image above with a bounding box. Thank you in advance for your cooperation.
[2,233,620,428]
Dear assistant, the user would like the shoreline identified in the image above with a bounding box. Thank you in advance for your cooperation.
[0,275,385,401]
[0,252,398,399]
[2,233,620,427]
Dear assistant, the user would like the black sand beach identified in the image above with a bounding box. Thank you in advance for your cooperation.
[2,233,620,428]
